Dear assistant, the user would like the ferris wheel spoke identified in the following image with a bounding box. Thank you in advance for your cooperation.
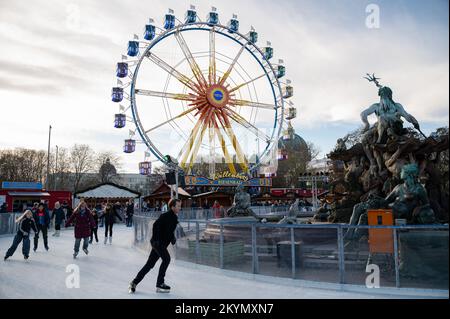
[218,44,246,86]
[144,105,199,134]
[215,111,249,171]
[228,99,276,110]
[146,51,200,93]
[179,108,212,170]
[187,114,212,172]
[212,113,237,175]
[229,73,266,93]
[174,30,208,87]
[209,28,217,85]
[135,89,196,102]
[224,107,272,142]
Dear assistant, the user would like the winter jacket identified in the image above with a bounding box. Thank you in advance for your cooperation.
[33,208,50,227]
[65,208,96,239]
[91,213,99,228]
[51,207,65,225]
[126,203,134,217]
[62,204,73,220]
[18,217,37,236]
[100,206,122,225]
[151,210,178,247]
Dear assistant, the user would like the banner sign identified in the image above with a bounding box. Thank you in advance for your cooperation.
[1,182,43,190]
[184,175,272,187]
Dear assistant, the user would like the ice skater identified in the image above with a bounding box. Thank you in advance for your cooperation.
[4,210,37,261]
[89,208,99,244]
[128,198,181,294]
[33,203,50,252]
[65,200,96,259]
[51,201,65,237]
[100,202,122,244]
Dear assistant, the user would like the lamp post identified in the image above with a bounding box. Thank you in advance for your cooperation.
[54,145,58,190]
[46,125,52,190]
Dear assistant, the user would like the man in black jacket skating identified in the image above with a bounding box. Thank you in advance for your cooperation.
[129,198,181,293]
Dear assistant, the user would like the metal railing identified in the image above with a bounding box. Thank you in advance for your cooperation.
[133,214,449,290]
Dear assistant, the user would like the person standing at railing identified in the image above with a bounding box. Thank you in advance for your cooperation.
[4,210,37,261]
[212,200,221,218]
[89,208,99,244]
[128,198,181,294]
[126,199,134,227]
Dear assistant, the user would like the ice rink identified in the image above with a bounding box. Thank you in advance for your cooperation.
[0,225,446,299]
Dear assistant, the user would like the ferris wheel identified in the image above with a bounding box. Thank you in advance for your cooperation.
[112,6,295,177]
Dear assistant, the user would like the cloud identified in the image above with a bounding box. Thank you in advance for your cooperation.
[0,0,448,173]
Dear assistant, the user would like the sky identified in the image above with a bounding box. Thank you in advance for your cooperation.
[0,0,448,173]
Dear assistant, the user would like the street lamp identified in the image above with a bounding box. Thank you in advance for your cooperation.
[46,125,52,190]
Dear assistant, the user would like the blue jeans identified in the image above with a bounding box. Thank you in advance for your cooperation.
[6,232,30,258]
[74,237,89,253]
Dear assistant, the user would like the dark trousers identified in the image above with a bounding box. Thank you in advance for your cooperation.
[133,245,171,286]
[90,227,98,242]
[74,237,89,253]
[55,224,61,231]
[105,223,113,237]
[34,224,48,250]
[126,216,133,227]
[6,232,30,258]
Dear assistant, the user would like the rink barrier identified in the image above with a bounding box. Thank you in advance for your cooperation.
[133,213,449,291]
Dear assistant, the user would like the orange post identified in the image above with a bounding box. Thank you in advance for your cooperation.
[367,209,394,254]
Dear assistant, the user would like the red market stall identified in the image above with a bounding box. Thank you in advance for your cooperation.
[0,182,72,213]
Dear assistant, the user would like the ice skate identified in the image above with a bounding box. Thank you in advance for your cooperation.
[83,248,89,255]
[73,252,78,259]
[128,281,136,294]
[156,283,171,293]
[104,237,107,244]
[109,236,112,245]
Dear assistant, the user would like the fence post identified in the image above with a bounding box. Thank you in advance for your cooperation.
[393,228,400,288]
[337,225,345,284]
[220,223,224,269]
[195,221,200,264]
[291,227,296,279]
[252,224,259,274]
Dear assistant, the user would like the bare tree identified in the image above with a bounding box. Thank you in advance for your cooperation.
[70,144,95,193]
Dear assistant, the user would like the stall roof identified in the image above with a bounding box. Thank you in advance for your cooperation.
[75,183,140,199]
[8,192,50,197]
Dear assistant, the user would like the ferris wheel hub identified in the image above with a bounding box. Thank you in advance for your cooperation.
[206,84,229,108]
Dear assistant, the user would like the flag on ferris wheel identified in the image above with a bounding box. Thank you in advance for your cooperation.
[211,6,217,11]
[149,18,154,23]
[119,104,125,112]
[133,34,139,40]
[117,79,123,86]
[145,151,151,157]
[168,8,174,14]
[190,5,195,10]
[129,129,135,136]
[121,55,127,60]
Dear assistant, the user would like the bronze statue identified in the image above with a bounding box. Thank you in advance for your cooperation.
[227,184,257,218]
